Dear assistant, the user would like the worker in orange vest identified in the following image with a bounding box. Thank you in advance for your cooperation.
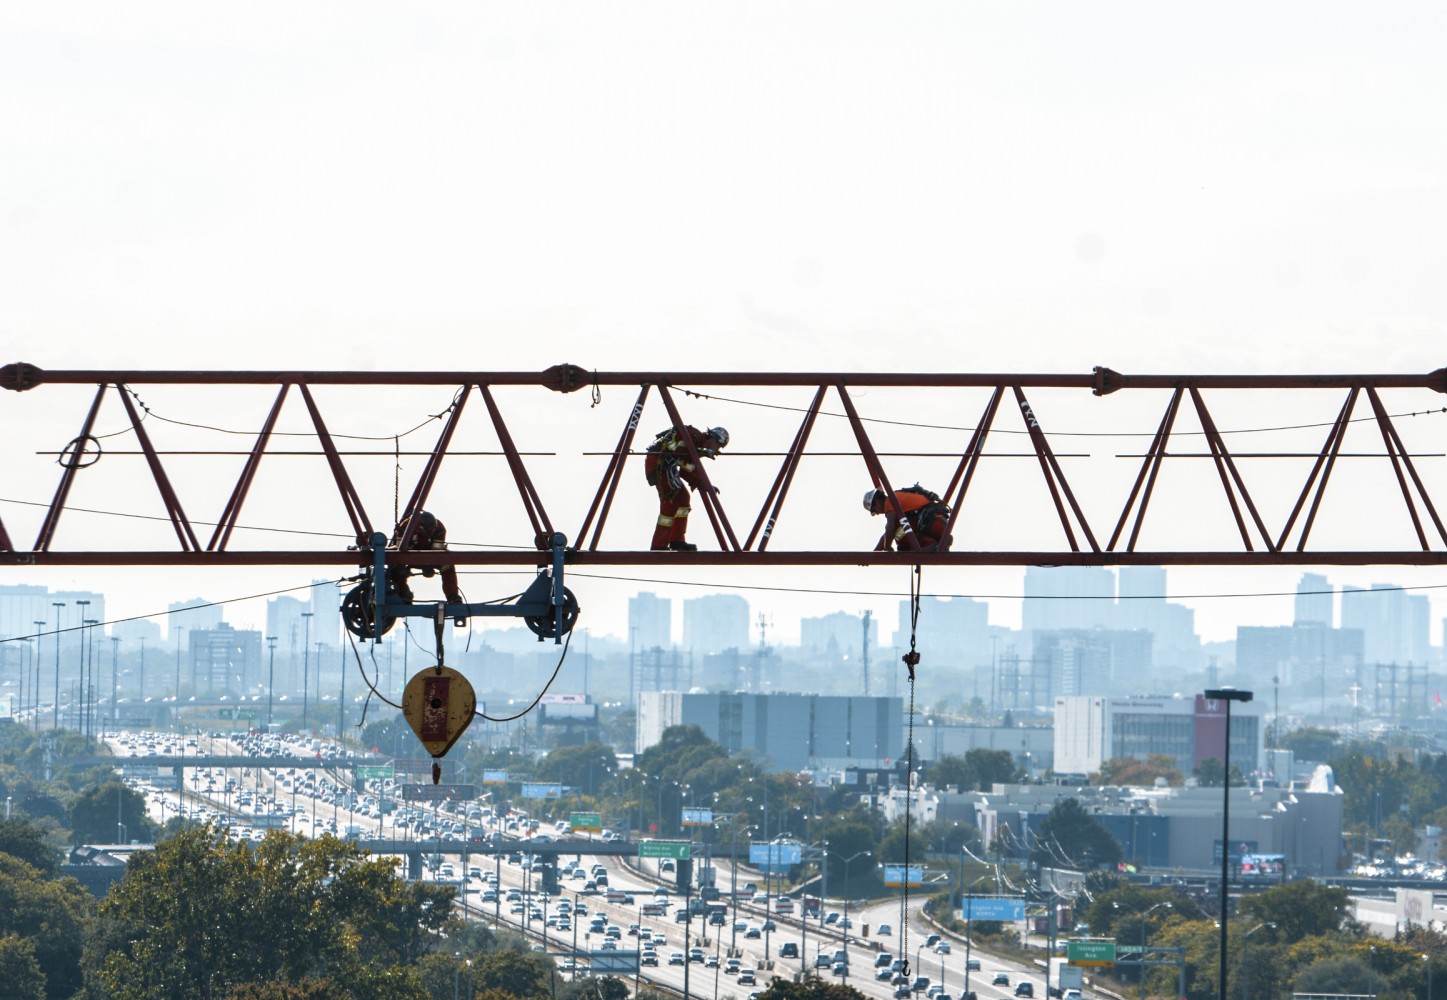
[865,485,952,552]
[644,425,729,550]
[388,510,462,604]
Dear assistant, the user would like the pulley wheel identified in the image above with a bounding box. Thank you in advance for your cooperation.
[524,587,580,639]
[340,581,398,640]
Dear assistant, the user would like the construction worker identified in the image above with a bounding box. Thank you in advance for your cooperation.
[388,510,462,604]
[644,425,729,550]
[864,485,953,552]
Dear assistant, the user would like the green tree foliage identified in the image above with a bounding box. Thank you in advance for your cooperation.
[1030,798,1121,869]
[68,780,159,845]
[1092,754,1183,788]
[558,976,631,1000]
[85,825,452,1000]
[537,742,616,799]
[816,816,877,883]
[226,982,356,1000]
[634,726,728,786]
[933,749,1023,791]
[877,817,928,866]
[1280,726,1339,763]
[0,817,60,876]
[0,932,47,1000]
[1236,879,1356,942]
[1191,757,1243,787]
[758,978,868,999]
[0,852,93,999]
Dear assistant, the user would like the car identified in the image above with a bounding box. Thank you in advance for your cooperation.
[779,942,799,959]
[815,954,833,968]
[925,934,941,948]
[993,973,1010,987]
[761,919,777,932]
[689,947,705,963]
[1061,991,1082,1000]
[894,988,913,1000]
[876,954,895,969]
[738,969,757,986]
[877,967,898,981]
[734,920,748,932]
[745,926,762,939]
[912,977,931,993]
[725,958,742,975]
[1015,983,1034,998]
[966,959,981,971]
[877,923,893,936]
[935,941,952,954]
[928,987,946,999]
[832,961,848,976]
[668,952,685,966]
[824,912,841,925]
[705,955,720,968]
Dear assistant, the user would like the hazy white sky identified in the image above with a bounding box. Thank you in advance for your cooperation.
[3,3,1447,650]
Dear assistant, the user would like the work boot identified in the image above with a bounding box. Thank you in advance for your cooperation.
[668,541,698,552]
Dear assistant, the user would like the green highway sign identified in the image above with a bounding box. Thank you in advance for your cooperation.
[236,708,256,720]
[570,812,602,832]
[638,840,692,860]
[1067,940,1116,967]
[217,708,233,719]
[356,766,395,780]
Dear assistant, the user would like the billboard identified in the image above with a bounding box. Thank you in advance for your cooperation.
[482,770,509,785]
[882,864,923,887]
[521,782,563,799]
[749,843,803,871]
[681,807,714,827]
[961,897,1027,921]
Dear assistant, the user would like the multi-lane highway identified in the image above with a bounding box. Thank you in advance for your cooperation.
[102,729,1057,1000]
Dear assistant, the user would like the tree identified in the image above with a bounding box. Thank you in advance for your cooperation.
[1031,798,1121,869]
[877,817,928,867]
[84,825,450,999]
[1093,755,1183,788]
[758,978,868,999]
[1280,727,1339,763]
[68,781,159,845]
[226,982,357,1000]
[962,749,1023,790]
[540,743,617,797]
[0,933,46,1000]
[559,976,631,1000]
[0,852,92,999]
[1236,879,1356,943]
[0,818,60,876]
[1191,757,1243,788]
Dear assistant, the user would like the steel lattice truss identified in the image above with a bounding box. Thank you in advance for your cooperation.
[4,361,1447,567]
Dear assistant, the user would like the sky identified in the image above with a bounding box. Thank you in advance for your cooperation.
[3,3,1447,653]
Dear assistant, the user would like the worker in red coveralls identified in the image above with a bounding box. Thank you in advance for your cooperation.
[388,510,462,604]
[864,485,953,552]
[644,425,729,550]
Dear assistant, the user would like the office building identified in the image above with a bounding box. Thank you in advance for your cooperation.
[1022,566,1115,634]
[636,691,903,772]
[1295,573,1334,626]
[1341,584,1430,665]
[682,594,750,655]
[1054,693,1262,778]
[628,592,672,651]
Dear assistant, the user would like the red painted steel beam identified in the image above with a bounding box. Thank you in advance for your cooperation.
[10,550,1447,567]
[6,363,1447,391]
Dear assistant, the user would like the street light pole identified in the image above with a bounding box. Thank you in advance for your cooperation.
[265,636,277,730]
[1242,922,1274,1000]
[840,850,871,980]
[964,875,992,998]
[1114,900,1172,1000]
[1205,687,1253,1000]
[51,602,65,730]
[301,612,313,730]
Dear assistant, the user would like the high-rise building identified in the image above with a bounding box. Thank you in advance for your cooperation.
[168,599,222,643]
[1053,693,1262,777]
[1022,566,1115,634]
[1032,629,1152,698]
[800,611,876,657]
[682,594,750,654]
[1341,583,1430,664]
[893,596,990,661]
[629,592,672,651]
[1295,573,1334,626]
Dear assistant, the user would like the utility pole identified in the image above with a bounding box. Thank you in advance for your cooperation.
[110,636,120,729]
[75,599,90,733]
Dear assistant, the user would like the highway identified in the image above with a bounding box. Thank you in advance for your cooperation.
[101,728,1058,1000]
